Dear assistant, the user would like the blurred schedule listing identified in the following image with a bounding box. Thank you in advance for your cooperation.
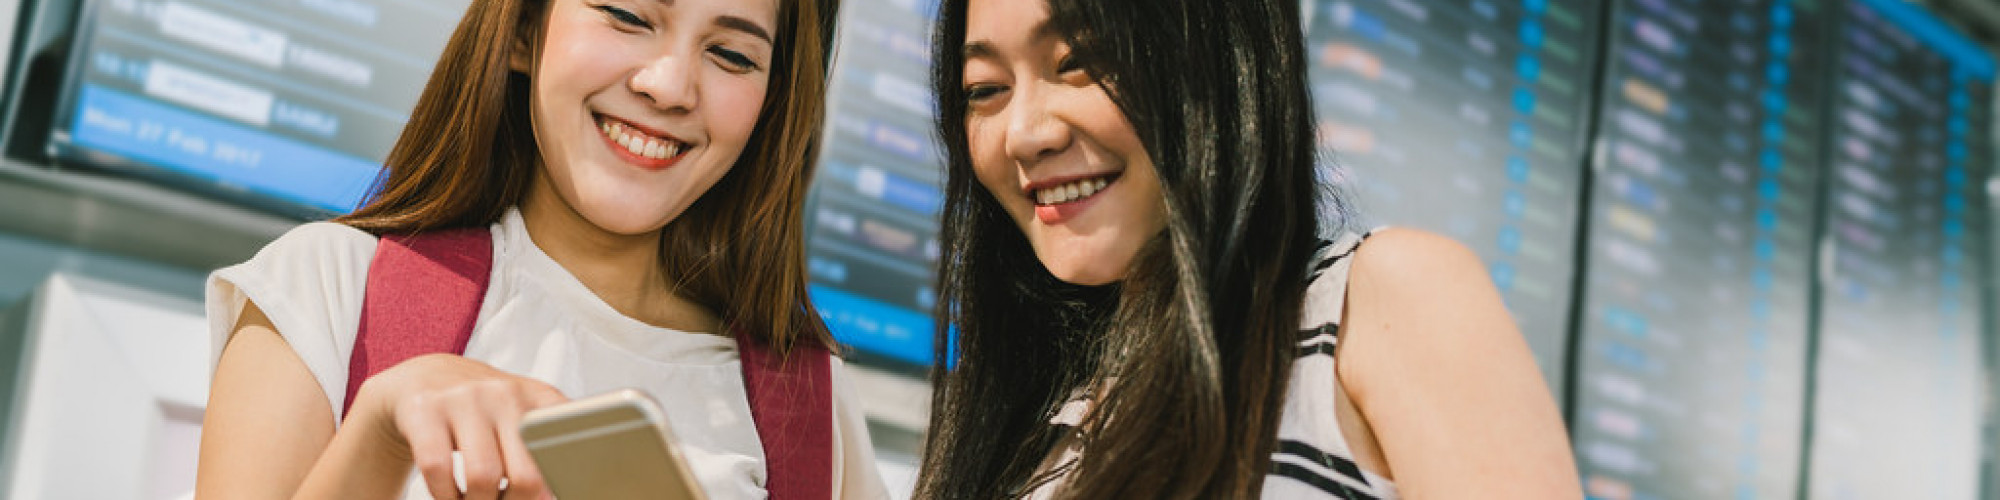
[49,0,469,212]
[805,0,942,366]
[1303,0,1604,388]
[1572,1,1827,499]
[1806,0,1994,498]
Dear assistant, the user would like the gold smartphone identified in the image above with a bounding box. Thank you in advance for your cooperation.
[519,389,707,500]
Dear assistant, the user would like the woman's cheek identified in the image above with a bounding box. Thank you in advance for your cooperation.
[712,74,768,145]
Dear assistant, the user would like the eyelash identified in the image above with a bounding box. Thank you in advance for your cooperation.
[596,5,649,29]
[964,55,1086,103]
[965,84,1005,103]
[710,45,760,72]
[1057,54,1084,74]
[596,5,761,73]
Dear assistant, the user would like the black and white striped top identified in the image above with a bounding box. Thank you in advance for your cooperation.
[1267,231,1399,499]
[1027,231,1399,499]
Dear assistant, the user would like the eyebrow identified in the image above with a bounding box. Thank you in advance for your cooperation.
[963,41,998,60]
[715,15,773,44]
[962,18,1059,59]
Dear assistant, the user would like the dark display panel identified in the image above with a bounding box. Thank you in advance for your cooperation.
[1806,0,1993,498]
[806,0,943,366]
[1572,1,1828,498]
[47,0,466,213]
[1302,0,1605,391]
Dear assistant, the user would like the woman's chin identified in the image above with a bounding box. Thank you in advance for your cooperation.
[1055,273,1119,287]
[573,200,684,236]
[1040,254,1129,286]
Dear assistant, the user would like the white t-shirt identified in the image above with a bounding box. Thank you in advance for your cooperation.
[206,207,889,499]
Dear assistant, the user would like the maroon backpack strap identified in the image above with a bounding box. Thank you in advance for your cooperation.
[341,227,495,420]
[737,334,834,499]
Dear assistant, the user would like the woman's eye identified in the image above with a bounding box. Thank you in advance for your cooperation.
[709,46,761,72]
[1056,54,1085,75]
[595,5,650,29]
[965,84,1005,102]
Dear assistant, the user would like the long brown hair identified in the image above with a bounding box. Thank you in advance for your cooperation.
[337,0,835,354]
[917,0,1332,497]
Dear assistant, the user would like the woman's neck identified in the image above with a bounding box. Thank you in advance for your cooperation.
[519,179,721,333]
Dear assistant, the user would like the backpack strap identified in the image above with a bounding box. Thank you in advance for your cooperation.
[737,334,835,499]
[342,226,835,498]
[341,227,495,420]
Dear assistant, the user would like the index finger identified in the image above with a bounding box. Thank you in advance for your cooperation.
[519,379,568,409]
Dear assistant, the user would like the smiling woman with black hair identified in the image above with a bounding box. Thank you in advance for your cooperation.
[915,0,1581,498]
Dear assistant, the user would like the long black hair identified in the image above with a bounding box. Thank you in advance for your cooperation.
[915,0,1339,497]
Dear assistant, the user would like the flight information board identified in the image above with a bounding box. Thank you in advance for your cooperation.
[1302,0,1605,392]
[1571,1,1829,499]
[48,0,466,213]
[1806,0,1993,498]
[805,0,943,367]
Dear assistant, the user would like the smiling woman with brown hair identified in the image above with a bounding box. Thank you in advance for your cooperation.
[916,0,1581,498]
[194,0,884,498]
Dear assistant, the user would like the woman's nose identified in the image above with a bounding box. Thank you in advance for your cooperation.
[630,54,700,112]
[1004,84,1073,164]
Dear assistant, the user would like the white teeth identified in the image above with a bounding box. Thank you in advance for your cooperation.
[1035,177,1113,205]
[599,117,686,160]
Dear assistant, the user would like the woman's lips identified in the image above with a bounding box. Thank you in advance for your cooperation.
[596,114,690,171]
[1029,173,1119,224]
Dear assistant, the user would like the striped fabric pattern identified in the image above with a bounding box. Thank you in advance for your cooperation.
[1264,230,1399,499]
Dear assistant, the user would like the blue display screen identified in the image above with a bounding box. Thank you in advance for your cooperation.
[1570,1,1830,497]
[1806,0,1993,497]
[805,0,946,367]
[52,0,468,213]
[67,83,380,211]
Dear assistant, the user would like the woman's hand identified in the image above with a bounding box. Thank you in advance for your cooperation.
[348,353,570,500]
[204,305,569,500]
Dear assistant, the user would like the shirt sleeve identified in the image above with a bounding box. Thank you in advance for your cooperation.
[205,221,378,426]
[827,357,893,499]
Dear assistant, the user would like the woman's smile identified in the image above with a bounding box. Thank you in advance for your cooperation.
[1026,171,1122,224]
[594,113,693,170]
